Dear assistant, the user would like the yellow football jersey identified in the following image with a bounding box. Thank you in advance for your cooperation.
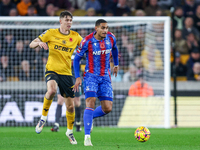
[38,28,82,75]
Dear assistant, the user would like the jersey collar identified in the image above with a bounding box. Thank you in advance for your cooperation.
[58,28,70,35]
[93,31,107,41]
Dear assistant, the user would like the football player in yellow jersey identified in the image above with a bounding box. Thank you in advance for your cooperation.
[29,10,82,145]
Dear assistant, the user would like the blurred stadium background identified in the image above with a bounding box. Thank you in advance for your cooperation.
[0,0,200,129]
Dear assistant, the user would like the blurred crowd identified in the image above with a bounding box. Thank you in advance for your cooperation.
[0,0,200,83]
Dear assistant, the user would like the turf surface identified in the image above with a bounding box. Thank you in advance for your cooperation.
[0,127,200,150]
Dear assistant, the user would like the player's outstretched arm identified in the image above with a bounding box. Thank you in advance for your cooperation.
[29,38,48,50]
[73,77,82,92]
[110,54,121,61]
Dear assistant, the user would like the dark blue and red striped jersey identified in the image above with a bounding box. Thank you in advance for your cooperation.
[76,31,119,76]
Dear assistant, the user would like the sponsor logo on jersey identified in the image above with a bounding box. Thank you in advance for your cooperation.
[69,38,73,42]
[54,45,73,52]
[62,40,66,44]
[93,49,111,55]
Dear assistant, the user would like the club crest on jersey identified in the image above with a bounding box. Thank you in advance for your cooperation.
[62,40,66,44]
[69,38,73,42]
[106,40,110,45]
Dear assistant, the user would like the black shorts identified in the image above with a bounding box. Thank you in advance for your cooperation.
[45,71,74,98]
[57,80,81,97]
[72,77,81,97]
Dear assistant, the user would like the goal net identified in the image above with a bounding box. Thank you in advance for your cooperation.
[0,17,170,128]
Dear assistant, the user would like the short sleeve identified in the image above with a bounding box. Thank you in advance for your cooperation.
[38,29,51,43]
[111,34,117,49]
[77,34,83,46]
[77,38,88,57]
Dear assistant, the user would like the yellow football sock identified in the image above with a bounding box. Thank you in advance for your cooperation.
[66,111,75,130]
[42,97,53,116]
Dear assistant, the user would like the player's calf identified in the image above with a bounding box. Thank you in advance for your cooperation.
[90,120,93,133]
[76,121,82,132]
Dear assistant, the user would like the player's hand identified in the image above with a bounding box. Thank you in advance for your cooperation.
[39,42,48,50]
[113,66,119,77]
[73,77,82,92]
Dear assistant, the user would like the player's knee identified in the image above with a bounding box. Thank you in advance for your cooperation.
[57,95,64,105]
[75,102,81,107]
[66,104,74,112]
[47,88,57,97]
[103,106,112,114]
[86,97,96,108]
[74,97,81,107]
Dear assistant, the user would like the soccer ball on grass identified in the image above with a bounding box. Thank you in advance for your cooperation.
[134,126,151,142]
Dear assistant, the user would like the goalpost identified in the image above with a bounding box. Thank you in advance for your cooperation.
[0,16,170,128]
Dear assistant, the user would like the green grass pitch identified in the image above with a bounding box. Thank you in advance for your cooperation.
[0,127,200,150]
